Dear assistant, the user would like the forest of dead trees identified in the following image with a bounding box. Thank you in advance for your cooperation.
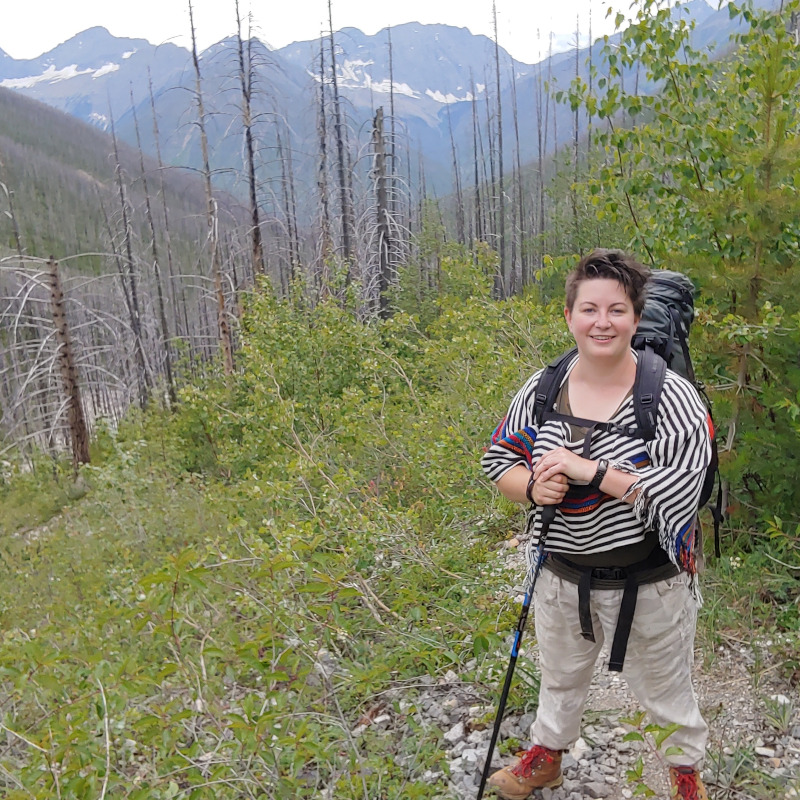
[0,0,653,470]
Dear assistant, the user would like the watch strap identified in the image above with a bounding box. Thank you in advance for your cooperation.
[589,458,609,489]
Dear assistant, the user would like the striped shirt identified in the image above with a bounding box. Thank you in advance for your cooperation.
[481,351,713,575]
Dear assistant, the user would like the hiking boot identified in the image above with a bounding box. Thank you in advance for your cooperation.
[669,765,709,800]
[487,744,563,799]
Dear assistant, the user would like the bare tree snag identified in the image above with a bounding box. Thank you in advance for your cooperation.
[492,2,507,297]
[327,0,354,270]
[130,88,177,407]
[47,258,90,468]
[189,0,234,375]
[235,0,266,278]
[316,33,332,291]
[110,113,151,409]
[371,107,392,318]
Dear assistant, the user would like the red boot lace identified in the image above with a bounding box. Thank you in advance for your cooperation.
[511,745,555,778]
[672,767,701,799]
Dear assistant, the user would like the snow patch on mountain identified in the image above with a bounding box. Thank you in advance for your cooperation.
[92,63,119,78]
[122,50,137,59]
[306,66,419,99]
[1,61,119,88]
[1,64,88,88]
[425,88,477,104]
[338,58,374,86]
[367,79,418,97]
[88,111,109,128]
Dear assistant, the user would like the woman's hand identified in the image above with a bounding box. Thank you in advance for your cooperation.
[531,473,569,506]
[533,447,595,485]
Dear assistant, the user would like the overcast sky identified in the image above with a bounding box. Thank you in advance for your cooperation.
[1,0,625,65]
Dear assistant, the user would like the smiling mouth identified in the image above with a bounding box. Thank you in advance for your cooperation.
[591,335,614,341]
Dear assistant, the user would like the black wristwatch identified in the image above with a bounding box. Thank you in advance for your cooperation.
[526,472,536,504]
[589,458,609,489]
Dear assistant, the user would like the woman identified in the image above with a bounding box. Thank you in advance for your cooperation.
[481,250,711,800]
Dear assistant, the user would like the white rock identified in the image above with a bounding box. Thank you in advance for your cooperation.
[444,721,465,744]
[570,737,592,760]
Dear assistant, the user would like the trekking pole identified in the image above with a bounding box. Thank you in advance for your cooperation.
[476,503,557,800]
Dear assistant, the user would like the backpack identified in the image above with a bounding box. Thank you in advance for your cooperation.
[533,269,723,555]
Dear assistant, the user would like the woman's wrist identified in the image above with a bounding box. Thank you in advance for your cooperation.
[589,458,609,489]
[525,472,536,504]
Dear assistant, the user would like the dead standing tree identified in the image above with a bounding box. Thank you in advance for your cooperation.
[327,0,355,273]
[110,112,151,409]
[188,0,235,375]
[371,107,392,318]
[47,258,90,468]
[234,0,266,279]
[315,32,333,293]
[129,88,177,407]
[492,1,507,298]
[148,69,195,367]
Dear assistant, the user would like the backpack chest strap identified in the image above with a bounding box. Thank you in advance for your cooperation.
[539,409,640,458]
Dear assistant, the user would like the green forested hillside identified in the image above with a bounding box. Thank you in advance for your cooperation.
[1,2,800,798]
[0,85,224,265]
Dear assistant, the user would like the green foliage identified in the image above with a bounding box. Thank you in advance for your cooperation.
[706,740,795,799]
[0,258,569,798]
[761,694,795,735]
[1,237,796,797]
[0,458,70,535]
[562,0,800,524]
[392,203,499,330]
[621,711,683,797]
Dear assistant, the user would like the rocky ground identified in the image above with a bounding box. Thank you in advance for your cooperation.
[359,539,800,800]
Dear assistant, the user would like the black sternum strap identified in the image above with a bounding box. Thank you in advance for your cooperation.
[541,410,638,458]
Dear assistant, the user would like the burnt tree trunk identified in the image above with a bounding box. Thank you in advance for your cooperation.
[110,116,150,408]
[47,258,90,468]
[492,2,507,297]
[372,107,392,318]
[327,0,354,269]
[235,1,265,277]
[189,0,234,375]
[130,89,176,407]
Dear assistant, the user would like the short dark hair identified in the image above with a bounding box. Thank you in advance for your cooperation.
[565,249,651,317]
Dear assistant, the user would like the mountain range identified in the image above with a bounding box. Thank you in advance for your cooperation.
[0,1,772,197]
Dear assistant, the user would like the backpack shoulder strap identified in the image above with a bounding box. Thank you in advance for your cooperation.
[533,347,578,428]
[633,346,667,441]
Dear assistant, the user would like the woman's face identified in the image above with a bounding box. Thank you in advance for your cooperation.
[564,278,639,361]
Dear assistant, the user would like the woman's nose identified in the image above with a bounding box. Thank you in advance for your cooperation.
[595,312,611,327]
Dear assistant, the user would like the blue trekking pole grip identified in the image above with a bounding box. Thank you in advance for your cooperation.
[476,503,557,800]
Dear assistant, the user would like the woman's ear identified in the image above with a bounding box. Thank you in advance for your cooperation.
[564,306,573,331]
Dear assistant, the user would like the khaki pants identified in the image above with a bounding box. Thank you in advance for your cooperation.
[530,567,708,766]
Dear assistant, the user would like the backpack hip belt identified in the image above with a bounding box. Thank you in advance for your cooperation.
[544,553,680,672]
